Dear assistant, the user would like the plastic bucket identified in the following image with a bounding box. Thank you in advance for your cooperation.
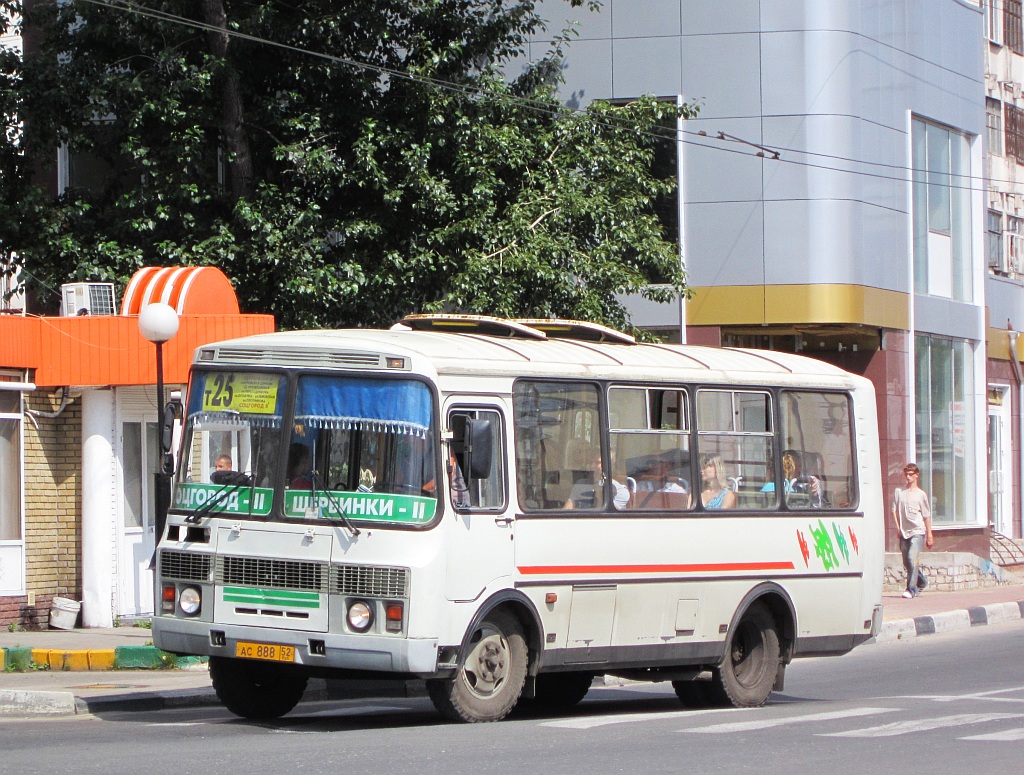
[49,597,81,630]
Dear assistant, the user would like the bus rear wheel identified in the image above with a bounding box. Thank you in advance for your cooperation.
[712,603,780,708]
[427,610,528,723]
[209,656,308,720]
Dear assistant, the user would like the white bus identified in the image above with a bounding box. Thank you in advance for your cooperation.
[153,315,884,723]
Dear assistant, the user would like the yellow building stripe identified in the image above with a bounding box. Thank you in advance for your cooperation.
[686,285,910,330]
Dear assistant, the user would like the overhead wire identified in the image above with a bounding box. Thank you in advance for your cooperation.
[52,0,1024,198]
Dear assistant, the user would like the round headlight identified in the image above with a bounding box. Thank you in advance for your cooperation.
[347,600,373,632]
[178,586,201,616]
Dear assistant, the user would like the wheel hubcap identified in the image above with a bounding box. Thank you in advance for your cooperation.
[462,627,509,698]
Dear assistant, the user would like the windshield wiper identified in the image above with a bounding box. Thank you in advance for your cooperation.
[311,471,361,538]
[185,476,250,524]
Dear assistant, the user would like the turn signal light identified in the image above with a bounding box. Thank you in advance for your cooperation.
[385,603,403,633]
[161,585,175,614]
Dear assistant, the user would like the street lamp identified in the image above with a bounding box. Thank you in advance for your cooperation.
[138,303,179,570]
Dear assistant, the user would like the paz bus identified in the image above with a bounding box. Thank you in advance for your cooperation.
[152,314,884,722]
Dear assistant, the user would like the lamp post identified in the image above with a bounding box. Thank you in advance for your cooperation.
[138,303,179,570]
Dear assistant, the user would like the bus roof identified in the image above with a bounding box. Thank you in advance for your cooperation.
[194,323,865,387]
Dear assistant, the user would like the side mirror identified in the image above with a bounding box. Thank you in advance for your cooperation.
[465,418,493,480]
[161,401,182,474]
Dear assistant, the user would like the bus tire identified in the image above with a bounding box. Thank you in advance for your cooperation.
[209,656,308,720]
[713,603,780,708]
[518,672,593,711]
[427,610,528,723]
[672,679,715,708]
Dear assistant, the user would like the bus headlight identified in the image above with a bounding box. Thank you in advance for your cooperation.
[347,600,373,632]
[178,586,202,616]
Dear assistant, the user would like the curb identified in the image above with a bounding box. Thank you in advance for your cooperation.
[876,599,1024,642]
[1,645,207,672]
[0,676,422,717]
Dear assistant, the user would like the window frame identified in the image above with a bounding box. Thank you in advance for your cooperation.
[447,405,508,514]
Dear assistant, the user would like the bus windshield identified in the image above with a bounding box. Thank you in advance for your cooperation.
[283,375,438,526]
[174,370,286,517]
[173,370,439,526]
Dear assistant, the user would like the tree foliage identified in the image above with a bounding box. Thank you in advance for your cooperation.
[1,0,694,332]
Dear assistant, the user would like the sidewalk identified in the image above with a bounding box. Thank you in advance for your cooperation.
[3,582,1024,717]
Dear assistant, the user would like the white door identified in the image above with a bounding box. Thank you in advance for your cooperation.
[987,387,1012,536]
[118,417,159,617]
[442,401,515,601]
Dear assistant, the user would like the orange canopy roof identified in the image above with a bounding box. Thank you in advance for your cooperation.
[1,267,274,387]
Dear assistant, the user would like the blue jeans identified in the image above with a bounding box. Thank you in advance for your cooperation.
[899,534,928,595]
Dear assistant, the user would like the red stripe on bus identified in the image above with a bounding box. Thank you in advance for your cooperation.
[516,562,796,575]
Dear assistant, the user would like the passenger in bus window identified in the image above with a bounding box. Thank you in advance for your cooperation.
[214,454,232,472]
[287,443,313,490]
[563,448,629,510]
[700,455,736,510]
[782,449,823,507]
[759,449,824,507]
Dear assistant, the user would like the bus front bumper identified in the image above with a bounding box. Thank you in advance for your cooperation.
[153,617,440,675]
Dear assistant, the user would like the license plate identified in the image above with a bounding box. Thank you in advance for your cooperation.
[235,641,296,663]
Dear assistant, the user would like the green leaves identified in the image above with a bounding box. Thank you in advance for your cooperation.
[2,0,691,336]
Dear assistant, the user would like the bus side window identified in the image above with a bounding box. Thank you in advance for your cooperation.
[513,381,601,510]
[696,389,774,510]
[449,408,506,511]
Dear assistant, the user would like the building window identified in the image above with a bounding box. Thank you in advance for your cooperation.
[915,335,975,526]
[988,0,1004,44]
[1007,104,1024,165]
[1007,0,1023,55]
[0,388,23,594]
[911,117,973,302]
[1008,215,1024,275]
[987,210,1004,273]
[0,392,21,542]
[987,98,1003,157]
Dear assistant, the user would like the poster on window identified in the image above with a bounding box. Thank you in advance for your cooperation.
[950,401,966,457]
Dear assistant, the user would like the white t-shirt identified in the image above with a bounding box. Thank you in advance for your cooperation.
[895,487,931,539]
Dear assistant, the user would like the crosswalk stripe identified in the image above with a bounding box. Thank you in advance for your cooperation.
[541,707,747,729]
[685,707,896,734]
[823,713,1024,737]
[960,727,1024,741]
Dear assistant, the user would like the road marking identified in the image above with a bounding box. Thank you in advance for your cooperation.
[886,686,1024,703]
[823,713,1024,737]
[296,705,406,718]
[685,707,896,734]
[960,727,1024,741]
[541,707,747,729]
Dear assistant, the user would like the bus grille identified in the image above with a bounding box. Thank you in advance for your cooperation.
[332,565,409,598]
[160,550,213,582]
[217,556,327,593]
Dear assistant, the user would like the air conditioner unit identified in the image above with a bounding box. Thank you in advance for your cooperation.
[60,282,116,316]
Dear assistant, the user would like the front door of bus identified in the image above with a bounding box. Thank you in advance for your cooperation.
[443,402,514,601]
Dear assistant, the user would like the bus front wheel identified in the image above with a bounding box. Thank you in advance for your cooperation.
[712,603,780,708]
[427,610,528,723]
[209,656,308,719]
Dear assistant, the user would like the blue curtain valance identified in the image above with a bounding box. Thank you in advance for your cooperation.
[295,377,432,437]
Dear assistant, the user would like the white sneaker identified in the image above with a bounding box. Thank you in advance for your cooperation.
[901,590,913,599]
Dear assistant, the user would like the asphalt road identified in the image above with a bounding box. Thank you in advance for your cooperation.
[3,620,1023,775]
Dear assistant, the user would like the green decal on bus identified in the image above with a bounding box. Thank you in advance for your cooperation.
[222,587,321,609]
[284,491,437,524]
[173,483,274,516]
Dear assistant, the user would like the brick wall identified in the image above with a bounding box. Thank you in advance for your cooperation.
[4,389,83,629]
[884,551,1022,592]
